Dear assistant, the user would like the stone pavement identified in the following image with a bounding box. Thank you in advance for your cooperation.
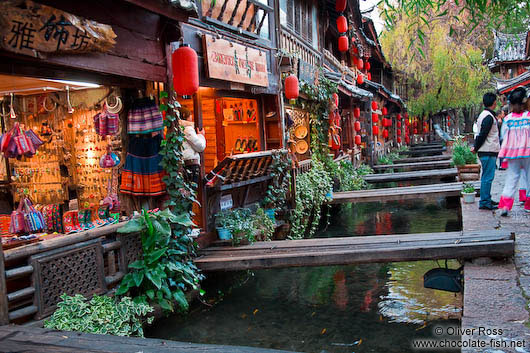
[461,169,530,353]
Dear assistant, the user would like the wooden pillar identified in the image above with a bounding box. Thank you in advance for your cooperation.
[0,245,8,325]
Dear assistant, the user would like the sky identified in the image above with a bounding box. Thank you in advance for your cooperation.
[358,0,385,34]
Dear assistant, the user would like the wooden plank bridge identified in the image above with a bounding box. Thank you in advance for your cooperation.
[363,168,458,183]
[393,155,451,164]
[373,159,453,172]
[400,148,446,157]
[329,181,479,204]
[194,230,514,271]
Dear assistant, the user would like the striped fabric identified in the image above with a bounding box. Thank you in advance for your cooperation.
[127,104,163,134]
[120,153,166,196]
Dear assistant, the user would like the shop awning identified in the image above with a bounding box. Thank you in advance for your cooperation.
[205,150,286,191]
[323,69,373,99]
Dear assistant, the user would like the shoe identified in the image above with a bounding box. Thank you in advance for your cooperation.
[479,205,498,210]
[500,209,509,217]
[492,201,499,206]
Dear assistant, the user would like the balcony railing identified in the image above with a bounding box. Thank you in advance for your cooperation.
[279,26,321,67]
[200,0,273,40]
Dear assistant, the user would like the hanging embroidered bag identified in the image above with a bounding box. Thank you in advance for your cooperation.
[9,199,27,234]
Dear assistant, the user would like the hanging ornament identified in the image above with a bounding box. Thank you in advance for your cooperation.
[404,112,409,119]
[284,74,299,102]
[447,121,451,127]
[336,15,348,33]
[356,59,364,70]
[383,129,389,139]
[382,107,388,116]
[354,107,361,118]
[373,125,379,135]
[335,0,346,12]
[357,74,364,85]
[372,113,379,123]
[66,86,75,114]
[9,93,16,119]
[371,101,378,110]
[332,93,339,107]
[365,61,371,71]
[353,46,359,54]
[172,44,199,96]
[367,72,372,81]
[355,134,362,145]
[338,35,349,52]
[397,129,401,136]
[413,128,418,134]
[397,121,402,128]
[354,121,361,132]
[397,113,402,120]
[405,135,410,144]
[397,136,402,143]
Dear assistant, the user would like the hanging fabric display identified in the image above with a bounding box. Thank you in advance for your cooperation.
[127,98,164,134]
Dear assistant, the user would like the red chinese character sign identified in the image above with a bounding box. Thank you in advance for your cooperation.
[0,0,116,56]
[203,34,269,87]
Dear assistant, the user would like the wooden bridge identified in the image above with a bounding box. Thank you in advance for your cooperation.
[393,155,451,164]
[399,148,446,157]
[363,168,458,183]
[194,230,514,271]
[329,181,479,204]
[373,159,453,172]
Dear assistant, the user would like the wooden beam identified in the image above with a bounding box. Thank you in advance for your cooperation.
[362,168,458,183]
[0,244,8,325]
[121,0,191,23]
[393,155,451,164]
[372,160,453,172]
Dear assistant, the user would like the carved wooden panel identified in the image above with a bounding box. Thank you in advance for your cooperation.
[117,232,143,274]
[30,239,105,319]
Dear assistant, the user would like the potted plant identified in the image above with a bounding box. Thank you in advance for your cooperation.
[461,183,476,203]
[252,207,275,241]
[215,210,233,240]
[452,137,480,181]
[215,208,255,245]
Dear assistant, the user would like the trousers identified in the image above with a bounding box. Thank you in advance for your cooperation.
[499,158,530,210]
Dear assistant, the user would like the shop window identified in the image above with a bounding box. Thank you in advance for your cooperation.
[280,0,318,47]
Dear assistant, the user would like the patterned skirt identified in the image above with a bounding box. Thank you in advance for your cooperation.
[120,153,166,196]
[127,98,164,134]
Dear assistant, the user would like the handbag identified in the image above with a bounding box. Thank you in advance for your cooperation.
[9,199,27,234]
[25,129,44,149]
[22,198,45,233]
[1,122,18,154]
[99,146,121,168]
[13,125,33,156]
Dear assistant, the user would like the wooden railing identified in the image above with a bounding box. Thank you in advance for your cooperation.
[200,0,273,39]
[279,27,321,67]
[1,223,142,323]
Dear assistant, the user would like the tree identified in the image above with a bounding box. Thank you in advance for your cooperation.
[380,9,492,118]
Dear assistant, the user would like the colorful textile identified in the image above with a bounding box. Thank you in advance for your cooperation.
[120,153,166,196]
[498,111,530,159]
[94,111,119,137]
[127,98,163,134]
[499,158,530,211]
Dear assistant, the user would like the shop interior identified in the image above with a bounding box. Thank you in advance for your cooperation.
[0,73,166,250]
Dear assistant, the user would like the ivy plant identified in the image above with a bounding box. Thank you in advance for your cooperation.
[262,150,292,210]
[215,208,256,245]
[253,207,275,241]
[44,294,153,337]
[116,209,204,312]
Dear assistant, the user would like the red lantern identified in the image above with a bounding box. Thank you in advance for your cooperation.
[413,128,418,134]
[404,112,409,119]
[172,44,199,96]
[355,135,362,145]
[336,15,348,33]
[367,72,372,81]
[405,135,410,144]
[335,0,346,12]
[354,121,361,132]
[373,125,379,135]
[447,121,451,127]
[382,107,388,116]
[371,101,378,110]
[338,35,349,52]
[397,136,402,143]
[397,113,402,120]
[397,129,401,136]
[332,93,339,107]
[383,129,389,139]
[285,74,299,100]
[397,121,402,128]
[357,59,364,70]
[357,74,364,85]
[365,61,371,71]
[405,119,410,126]
[372,113,379,123]
[354,107,361,118]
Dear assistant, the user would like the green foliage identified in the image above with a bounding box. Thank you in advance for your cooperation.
[462,183,476,194]
[215,208,256,245]
[44,294,153,337]
[253,207,275,241]
[378,155,393,165]
[116,209,204,313]
[262,150,292,209]
[334,160,371,192]
[452,138,477,166]
[289,159,333,239]
[380,8,491,117]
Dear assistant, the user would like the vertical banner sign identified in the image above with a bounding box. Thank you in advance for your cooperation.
[203,34,269,87]
[298,59,317,84]
[0,0,116,56]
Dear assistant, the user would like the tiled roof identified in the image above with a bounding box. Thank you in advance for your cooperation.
[491,31,528,63]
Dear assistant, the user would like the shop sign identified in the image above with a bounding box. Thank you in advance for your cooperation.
[0,0,116,57]
[203,34,268,87]
[298,59,317,84]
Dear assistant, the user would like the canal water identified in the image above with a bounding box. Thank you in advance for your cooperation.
[147,198,462,352]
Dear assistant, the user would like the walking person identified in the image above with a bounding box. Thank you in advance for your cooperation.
[498,87,530,216]
[473,92,500,210]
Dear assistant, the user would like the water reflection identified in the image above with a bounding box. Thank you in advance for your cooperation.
[147,199,462,352]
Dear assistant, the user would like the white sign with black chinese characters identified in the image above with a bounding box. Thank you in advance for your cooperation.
[220,194,233,211]
[0,0,116,56]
